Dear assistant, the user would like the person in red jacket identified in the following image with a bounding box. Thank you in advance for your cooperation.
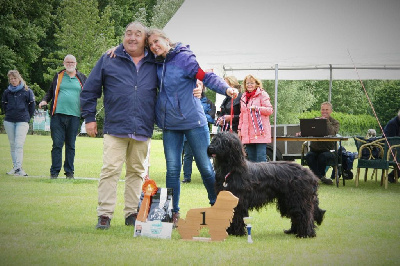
[238,74,273,162]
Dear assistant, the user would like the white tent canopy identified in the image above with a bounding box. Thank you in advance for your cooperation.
[164,0,400,80]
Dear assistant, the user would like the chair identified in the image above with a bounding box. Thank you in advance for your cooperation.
[384,137,400,188]
[354,137,387,187]
[301,141,340,185]
[354,137,380,182]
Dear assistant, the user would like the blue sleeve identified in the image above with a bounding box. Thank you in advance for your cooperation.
[80,55,105,123]
[183,51,229,96]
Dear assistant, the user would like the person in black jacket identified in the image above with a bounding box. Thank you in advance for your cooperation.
[39,54,87,179]
[215,76,242,133]
[384,109,400,183]
[2,70,35,176]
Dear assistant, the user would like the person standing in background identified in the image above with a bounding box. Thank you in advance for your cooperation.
[238,74,273,162]
[39,54,87,179]
[2,70,35,176]
[215,76,242,133]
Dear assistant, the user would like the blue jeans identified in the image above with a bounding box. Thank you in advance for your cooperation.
[4,121,29,169]
[245,143,267,162]
[182,140,193,180]
[305,151,336,178]
[50,114,80,175]
[163,125,216,212]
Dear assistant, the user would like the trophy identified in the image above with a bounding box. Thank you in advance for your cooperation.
[243,217,253,243]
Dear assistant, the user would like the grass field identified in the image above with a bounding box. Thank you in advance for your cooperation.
[0,134,399,265]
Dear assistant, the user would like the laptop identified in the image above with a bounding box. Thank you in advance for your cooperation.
[300,118,328,137]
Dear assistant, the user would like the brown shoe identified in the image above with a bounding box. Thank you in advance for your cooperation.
[96,215,111,229]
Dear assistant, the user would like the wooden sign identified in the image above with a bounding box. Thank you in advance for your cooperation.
[177,191,239,241]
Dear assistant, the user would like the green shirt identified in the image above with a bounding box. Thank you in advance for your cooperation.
[55,74,81,117]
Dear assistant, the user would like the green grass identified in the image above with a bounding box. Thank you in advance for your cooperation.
[0,134,400,265]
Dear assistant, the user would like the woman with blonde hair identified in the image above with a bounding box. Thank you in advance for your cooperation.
[215,76,243,133]
[1,70,35,176]
[147,28,238,226]
[238,74,273,162]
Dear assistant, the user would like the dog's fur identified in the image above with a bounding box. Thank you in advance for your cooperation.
[207,132,326,238]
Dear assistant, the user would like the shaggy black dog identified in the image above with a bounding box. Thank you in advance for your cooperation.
[207,132,326,238]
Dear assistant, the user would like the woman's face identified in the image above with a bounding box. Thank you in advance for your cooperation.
[9,75,20,86]
[148,34,170,57]
[245,78,257,92]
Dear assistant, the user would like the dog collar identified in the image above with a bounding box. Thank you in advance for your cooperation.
[223,172,231,187]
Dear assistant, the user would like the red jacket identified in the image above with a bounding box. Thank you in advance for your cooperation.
[238,87,273,144]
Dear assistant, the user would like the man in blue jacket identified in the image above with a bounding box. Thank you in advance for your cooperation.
[80,21,158,230]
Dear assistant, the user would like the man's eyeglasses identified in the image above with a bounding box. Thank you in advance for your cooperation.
[64,61,76,64]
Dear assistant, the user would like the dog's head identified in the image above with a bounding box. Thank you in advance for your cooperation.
[207,132,246,167]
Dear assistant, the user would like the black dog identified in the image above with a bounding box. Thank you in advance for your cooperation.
[207,132,326,238]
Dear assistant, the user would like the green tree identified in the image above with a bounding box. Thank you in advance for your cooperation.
[43,0,118,81]
[151,0,184,28]
[263,80,316,124]
[0,0,55,97]
[372,80,400,126]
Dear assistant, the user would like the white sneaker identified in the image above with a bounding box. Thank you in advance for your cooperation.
[14,168,28,176]
[6,169,16,175]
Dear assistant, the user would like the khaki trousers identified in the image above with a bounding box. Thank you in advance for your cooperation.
[97,134,150,219]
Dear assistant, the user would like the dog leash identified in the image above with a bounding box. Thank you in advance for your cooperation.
[229,96,233,132]
[223,171,231,187]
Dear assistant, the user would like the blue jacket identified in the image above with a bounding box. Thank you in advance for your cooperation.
[200,95,215,124]
[80,44,158,137]
[2,87,35,123]
[155,43,228,130]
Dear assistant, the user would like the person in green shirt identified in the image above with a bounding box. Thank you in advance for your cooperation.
[39,54,87,179]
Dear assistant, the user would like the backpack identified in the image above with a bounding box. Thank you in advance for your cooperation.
[331,146,357,180]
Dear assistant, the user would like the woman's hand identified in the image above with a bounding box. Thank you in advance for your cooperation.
[106,46,118,58]
[226,87,239,99]
[38,101,47,109]
[193,85,202,99]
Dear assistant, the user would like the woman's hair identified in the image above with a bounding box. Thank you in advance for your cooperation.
[7,70,28,90]
[147,28,175,47]
[243,74,262,91]
[224,76,242,92]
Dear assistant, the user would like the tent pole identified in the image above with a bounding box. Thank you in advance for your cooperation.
[273,64,278,161]
[329,64,332,102]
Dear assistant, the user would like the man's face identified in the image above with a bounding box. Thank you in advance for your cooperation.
[63,57,76,73]
[320,104,332,119]
[123,23,146,56]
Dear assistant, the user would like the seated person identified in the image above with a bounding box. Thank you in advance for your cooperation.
[384,109,400,183]
[298,102,340,185]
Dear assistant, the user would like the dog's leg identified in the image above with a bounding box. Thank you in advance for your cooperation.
[227,205,247,236]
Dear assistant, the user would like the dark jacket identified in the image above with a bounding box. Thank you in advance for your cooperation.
[154,43,228,130]
[2,87,35,123]
[384,115,400,137]
[80,44,158,137]
[42,69,87,116]
[310,116,340,152]
[218,92,242,132]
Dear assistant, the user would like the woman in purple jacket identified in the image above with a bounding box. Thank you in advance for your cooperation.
[1,70,35,176]
[147,28,238,226]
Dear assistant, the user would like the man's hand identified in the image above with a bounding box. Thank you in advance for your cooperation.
[226,87,239,99]
[38,101,47,109]
[193,86,202,99]
[85,121,98,138]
